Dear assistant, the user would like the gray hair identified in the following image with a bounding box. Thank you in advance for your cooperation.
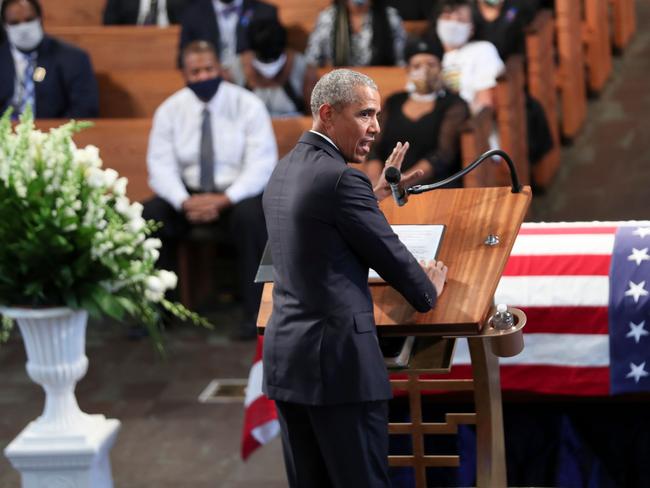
[310,69,378,116]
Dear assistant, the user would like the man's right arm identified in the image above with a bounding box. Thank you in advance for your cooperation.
[147,105,190,211]
[334,167,438,312]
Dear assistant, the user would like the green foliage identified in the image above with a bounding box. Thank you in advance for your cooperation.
[0,108,211,350]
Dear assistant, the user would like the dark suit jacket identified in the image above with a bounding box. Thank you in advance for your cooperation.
[178,0,277,63]
[262,132,437,406]
[103,0,190,24]
[0,36,99,118]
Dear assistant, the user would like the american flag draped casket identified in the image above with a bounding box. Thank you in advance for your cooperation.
[241,221,650,460]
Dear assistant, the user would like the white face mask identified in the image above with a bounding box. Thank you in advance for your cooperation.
[6,19,44,51]
[436,19,472,49]
[251,52,287,79]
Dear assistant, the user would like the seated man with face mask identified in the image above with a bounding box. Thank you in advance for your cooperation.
[229,18,318,117]
[0,0,98,119]
[363,37,469,187]
[143,40,277,340]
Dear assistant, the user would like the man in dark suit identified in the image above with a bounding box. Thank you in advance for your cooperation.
[0,0,98,119]
[178,0,277,69]
[103,0,191,25]
[262,69,448,487]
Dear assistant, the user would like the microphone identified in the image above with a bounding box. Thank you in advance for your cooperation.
[408,149,523,195]
[385,166,408,206]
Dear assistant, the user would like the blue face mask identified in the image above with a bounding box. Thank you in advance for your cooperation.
[187,76,222,102]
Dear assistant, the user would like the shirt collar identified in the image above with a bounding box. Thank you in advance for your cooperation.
[213,0,243,15]
[309,130,339,151]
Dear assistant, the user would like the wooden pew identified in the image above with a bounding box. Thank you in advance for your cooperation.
[28,116,312,203]
[41,0,105,26]
[554,0,587,140]
[610,0,636,50]
[494,56,530,187]
[272,116,313,157]
[267,0,329,52]
[97,70,184,118]
[525,10,561,189]
[583,0,613,93]
[33,119,153,202]
[403,20,429,37]
[48,26,179,71]
[460,108,496,188]
[317,66,407,102]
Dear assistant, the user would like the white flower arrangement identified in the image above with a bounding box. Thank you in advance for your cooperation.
[0,109,209,349]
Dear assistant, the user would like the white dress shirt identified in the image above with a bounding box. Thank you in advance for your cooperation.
[309,130,339,152]
[137,0,170,26]
[147,80,278,210]
[212,0,243,68]
[442,41,504,114]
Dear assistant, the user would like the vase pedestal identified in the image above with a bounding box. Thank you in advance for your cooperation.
[5,415,120,488]
[0,307,121,488]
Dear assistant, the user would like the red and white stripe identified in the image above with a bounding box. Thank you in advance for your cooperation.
[452,222,617,395]
[241,221,650,458]
[241,337,279,460]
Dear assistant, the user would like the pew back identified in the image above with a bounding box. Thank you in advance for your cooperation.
[97,70,184,118]
[48,26,179,71]
[30,117,312,202]
[554,0,587,140]
[583,0,613,93]
[316,66,407,103]
[525,10,561,189]
[495,56,529,187]
[41,0,104,26]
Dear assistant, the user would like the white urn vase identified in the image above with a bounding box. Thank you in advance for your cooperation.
[1,307,120,488]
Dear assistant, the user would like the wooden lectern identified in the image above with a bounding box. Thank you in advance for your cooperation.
[257,185,532,488]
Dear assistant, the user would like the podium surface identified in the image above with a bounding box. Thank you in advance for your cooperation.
[258,186,532,334]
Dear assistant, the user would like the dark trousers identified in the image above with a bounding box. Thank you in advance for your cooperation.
[275,400,391,488]
[142,194,267,325]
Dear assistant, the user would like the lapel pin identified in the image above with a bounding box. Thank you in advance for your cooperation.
[33,67,46,83]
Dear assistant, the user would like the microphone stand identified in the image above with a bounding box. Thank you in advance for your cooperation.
[407,149,523,195]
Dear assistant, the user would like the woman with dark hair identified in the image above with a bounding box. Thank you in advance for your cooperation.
[305,0,406,67]
[363,37,469,187]
[472,0,539,60]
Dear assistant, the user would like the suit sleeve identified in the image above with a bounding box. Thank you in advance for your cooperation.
[334,167,437,313]
[61,49,99,118]
[102,0,121,24]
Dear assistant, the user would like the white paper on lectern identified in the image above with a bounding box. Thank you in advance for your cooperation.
[369,224,445,281]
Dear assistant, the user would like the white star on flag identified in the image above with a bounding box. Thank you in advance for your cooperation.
[626,321,649,343]
[633,227,650,238]
[626,362,649,383]
[624,281,649,303]
[628,248,650,266]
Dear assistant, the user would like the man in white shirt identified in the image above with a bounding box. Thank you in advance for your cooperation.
[143,40,277,340]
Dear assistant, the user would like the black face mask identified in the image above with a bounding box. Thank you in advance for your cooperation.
[187,76,222,102]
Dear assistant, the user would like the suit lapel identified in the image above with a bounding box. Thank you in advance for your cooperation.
[0,42,15,113]
[203,0,220,51]
[33,37,55,118]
